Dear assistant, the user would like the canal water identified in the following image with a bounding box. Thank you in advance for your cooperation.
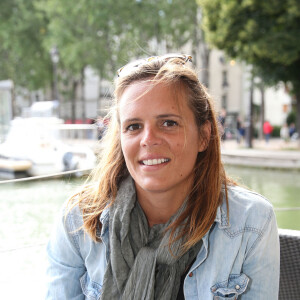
[226,166,300,230]
[0,177,83,300]
[0,167,299,299]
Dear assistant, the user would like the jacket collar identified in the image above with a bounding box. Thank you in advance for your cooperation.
[215,196,230,229]
[100,206,110,224]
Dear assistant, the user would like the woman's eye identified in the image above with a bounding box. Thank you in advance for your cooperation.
[162,120,178,127]
[126,123,141,131]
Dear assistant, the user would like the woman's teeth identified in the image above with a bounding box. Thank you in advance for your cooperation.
[142,158,169,166]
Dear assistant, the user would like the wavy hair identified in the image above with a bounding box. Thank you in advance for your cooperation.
[69,57,232,251]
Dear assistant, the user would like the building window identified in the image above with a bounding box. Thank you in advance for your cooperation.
[222,94,227,109]
[222,70,228,87]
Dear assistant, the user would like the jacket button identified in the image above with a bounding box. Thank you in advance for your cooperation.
[188,272,193,277]
[235,284,240,290]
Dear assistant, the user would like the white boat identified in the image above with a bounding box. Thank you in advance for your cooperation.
[0,156,32,179]
[0,116,96,179]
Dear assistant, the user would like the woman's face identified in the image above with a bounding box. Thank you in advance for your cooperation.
[119,80,206,198]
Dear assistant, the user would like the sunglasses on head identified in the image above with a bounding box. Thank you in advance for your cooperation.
[117,53,192,77]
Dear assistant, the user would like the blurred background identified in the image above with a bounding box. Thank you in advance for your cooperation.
[0,0,299,299]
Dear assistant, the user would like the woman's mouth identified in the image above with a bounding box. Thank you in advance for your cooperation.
[141,158,170,166]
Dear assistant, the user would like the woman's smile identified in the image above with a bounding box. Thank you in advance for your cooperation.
[140,158,170,166]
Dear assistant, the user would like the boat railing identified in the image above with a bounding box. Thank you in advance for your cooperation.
[55,124,98,141]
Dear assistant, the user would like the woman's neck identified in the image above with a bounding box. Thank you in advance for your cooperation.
[135,186,189,227]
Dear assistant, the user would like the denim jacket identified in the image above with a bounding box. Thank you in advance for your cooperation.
[46,185,280,299]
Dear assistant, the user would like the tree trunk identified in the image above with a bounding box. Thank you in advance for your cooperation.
[11,83,17,118]
[51,78,55,101]
[80,67,86,123]
[201,48,210,88]
[245,75,254,148]
[259,84,265,140]
[191,8,200,69]
[296,91,300,146]
[97,77,102,116]
[71,80,78,124]
[196,8,211,88]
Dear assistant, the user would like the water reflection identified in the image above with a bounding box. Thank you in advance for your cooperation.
[0,178,83,251]
[0,177,84,300]
[225,166,300,230]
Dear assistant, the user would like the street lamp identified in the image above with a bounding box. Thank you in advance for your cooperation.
[50,46,60,116]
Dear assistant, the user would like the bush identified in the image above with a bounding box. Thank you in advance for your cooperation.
[272,125,281,137]
[286,110,297,126]
[253,127,259,138]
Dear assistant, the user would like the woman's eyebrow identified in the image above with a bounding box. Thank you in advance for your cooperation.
[156,114,182,119]
[122,118,142,124]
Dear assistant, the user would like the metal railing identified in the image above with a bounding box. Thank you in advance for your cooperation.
[55,124,98,140]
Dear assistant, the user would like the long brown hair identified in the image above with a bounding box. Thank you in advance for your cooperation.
[69,57,231,251]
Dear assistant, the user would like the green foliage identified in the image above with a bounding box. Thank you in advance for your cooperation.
[0,0,52,90]
[42,0,199,84]
[286,110,297,125]
[272,125,281,138]
[198,0,300,93]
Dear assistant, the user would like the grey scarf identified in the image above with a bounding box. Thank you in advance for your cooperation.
[100,176,202,300]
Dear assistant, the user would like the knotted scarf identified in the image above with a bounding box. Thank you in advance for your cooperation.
[100,176,202,300]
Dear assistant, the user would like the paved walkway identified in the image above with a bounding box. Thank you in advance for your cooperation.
[221,138,300,169]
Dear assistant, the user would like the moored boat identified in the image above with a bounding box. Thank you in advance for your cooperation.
[0,116,96,179]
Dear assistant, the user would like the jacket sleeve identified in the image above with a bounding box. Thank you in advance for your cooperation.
[45,204,86,300]
[241,207,280,300]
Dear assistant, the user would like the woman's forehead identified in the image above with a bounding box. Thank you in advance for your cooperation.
[119,80,187,102]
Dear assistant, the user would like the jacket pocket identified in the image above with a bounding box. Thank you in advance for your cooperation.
[80,272,102,300]
[210,273,249,300]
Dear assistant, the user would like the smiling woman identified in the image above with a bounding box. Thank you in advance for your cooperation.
[46,55,280,300]
[119,81,208,224]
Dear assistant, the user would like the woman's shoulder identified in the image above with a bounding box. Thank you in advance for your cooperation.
[222,185,275,234]
[227,185,273,209]
[59,199,85,233]
[61,184,97,229]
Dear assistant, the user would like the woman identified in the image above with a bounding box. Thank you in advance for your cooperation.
[46,54,280,299]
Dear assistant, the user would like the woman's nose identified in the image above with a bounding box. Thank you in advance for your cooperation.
[140,126,162,147]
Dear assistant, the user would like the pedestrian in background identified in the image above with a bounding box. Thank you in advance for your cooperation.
[289,122,297,139]
[96,116,105,140]
[236,115,245,144]
[280,123,290,143]
[46,54,279,299]
[218,108,227,141]
[263,120,273,143]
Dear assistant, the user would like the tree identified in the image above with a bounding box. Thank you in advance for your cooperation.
[198,0,300,141]
[0,0,51,91]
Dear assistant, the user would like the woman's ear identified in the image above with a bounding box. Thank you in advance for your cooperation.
[198,121,211,152]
